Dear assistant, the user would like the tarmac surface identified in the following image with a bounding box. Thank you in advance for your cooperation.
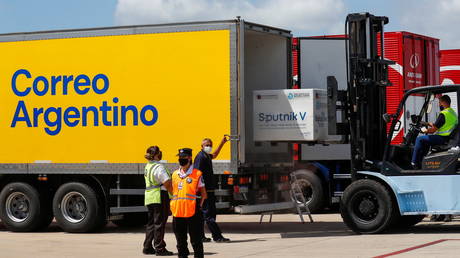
[1,213,460,258]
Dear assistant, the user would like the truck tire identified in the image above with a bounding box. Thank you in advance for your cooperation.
[53,182,102,233]
[340,179,397,234]
[112,212,147,228]
[291,170,324,213]
[0,182,46,232]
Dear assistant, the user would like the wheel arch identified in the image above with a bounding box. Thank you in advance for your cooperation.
[355,171,402,215]
[0,175,39,189]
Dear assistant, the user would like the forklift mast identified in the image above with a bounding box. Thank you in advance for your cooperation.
[345,13,392,174]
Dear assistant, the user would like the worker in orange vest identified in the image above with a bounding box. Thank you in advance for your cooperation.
[170,148,207,258]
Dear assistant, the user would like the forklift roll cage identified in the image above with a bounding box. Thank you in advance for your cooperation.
[381,85,460,173]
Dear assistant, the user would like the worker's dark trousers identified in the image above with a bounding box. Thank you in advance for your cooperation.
[173,211,204,258]
[201,192,223,240]
[411,135,446,165]
[143,191,170,251]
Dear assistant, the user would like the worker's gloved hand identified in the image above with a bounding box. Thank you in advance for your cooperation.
[421,127,428,133]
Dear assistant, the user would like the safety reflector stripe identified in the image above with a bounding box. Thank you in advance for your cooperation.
[170,197,196,201]
[146,185,161,190]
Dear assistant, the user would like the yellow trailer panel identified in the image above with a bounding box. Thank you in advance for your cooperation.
[0,30,231,163]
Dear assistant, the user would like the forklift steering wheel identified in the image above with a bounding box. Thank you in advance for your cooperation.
[409,123,422,132]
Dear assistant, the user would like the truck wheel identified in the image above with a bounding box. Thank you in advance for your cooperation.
[291,170,324,213]
[53,182,102,233]
[340,179,397,234]
[112,212,147,228]
[0,182,45,232]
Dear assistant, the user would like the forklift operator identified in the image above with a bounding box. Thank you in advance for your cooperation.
[411,95,458,169]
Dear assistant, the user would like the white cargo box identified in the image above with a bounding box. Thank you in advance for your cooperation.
[253,89,328,141]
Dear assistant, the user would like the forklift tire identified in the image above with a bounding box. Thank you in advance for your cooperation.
[53,182,102,233]
[291,170,324,213]
[340,179,397,234]
[0,182,45,232]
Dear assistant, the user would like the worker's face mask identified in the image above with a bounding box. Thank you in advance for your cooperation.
[203,146,212,154]
[156,151,162,161]
[179,158,190,166]
[439,104,445,111]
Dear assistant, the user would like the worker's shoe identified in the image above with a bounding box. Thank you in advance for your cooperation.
[142,248,156,255]
[202,237,212,243]
[444,215,453,222]
[214,237,230,243]
[155,249,174,256]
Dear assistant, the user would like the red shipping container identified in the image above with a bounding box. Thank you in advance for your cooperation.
[440,49,460,112]
[293,32,439,145]
[383,32,440,144]
[293,32,439,144]
[440,49,460,85]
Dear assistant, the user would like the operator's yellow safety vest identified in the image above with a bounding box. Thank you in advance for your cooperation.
[144,161,170,205]
[436,107,458,136]
[170,168,202,218]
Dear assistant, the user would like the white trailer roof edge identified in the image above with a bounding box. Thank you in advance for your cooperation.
[0,20,290,42]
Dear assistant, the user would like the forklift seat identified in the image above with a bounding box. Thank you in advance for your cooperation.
[431,126,460,153]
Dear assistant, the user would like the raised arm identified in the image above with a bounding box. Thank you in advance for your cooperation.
[211,135,228,159]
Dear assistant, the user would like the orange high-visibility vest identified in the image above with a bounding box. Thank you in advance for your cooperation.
[170,168,202,218]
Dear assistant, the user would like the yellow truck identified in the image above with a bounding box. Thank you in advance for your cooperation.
[0,19,293,232]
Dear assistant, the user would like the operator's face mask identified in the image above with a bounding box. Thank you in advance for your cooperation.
[179,158,191,166]
[439,104,445,111]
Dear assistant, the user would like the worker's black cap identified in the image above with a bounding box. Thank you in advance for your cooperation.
[177,148,193,157]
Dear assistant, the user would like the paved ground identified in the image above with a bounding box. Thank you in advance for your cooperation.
[1,213,460,258]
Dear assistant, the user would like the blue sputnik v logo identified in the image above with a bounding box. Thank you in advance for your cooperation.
[10,69,159,136]
[288,93,294,99]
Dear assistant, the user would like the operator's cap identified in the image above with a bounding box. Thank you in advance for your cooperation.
[177,148,193,157]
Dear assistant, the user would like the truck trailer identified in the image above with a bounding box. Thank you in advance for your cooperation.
[0,19,295,232]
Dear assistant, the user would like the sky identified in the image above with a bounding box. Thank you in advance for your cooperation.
[0,0,459,49]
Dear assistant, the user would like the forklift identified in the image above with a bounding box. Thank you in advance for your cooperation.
[334,13,460,233]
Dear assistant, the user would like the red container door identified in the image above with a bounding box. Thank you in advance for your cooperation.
[440,49,460,112]
[383,32,405,144]
[441,49,460,84]
[426,39,440,85]
[403,36,427,89]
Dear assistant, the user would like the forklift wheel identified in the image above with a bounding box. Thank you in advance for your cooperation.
[340,179,397,234]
